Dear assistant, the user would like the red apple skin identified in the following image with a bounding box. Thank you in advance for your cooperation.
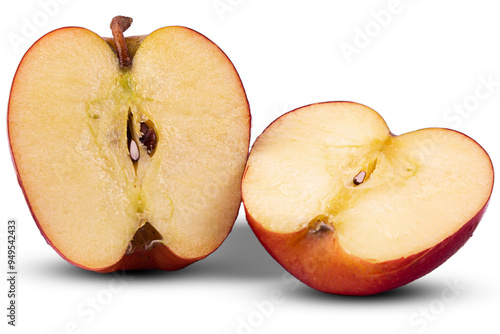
[48,230,200,273]
[98,247,200,273]
[242,101,494,295]
[245,201,490,295]
[8,26,251,273]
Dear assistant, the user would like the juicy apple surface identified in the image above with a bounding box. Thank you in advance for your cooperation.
[9,22,250,271]
[242,102,493,295]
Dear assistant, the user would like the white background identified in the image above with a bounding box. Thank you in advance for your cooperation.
[1,0,500,333]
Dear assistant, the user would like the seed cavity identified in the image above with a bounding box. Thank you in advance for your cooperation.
[353,171,366,185]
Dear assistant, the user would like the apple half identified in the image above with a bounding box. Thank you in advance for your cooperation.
[8,17,250,272]
[242,102,493,295]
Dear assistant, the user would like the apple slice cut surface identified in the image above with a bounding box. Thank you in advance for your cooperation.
[243,102,493,264]
[9,25,250,270]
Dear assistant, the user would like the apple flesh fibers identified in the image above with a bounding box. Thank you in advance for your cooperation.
[242,102,493,295]
[8,18,250,272]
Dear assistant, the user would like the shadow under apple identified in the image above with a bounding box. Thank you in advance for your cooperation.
[32,220,461,303]
[34,220,284,282]
[291,277,454,304]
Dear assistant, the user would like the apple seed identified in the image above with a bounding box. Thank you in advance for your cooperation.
[129,139,140,161]
[139,122,157,154]
[140,122,148,136]
[353,171,366,185]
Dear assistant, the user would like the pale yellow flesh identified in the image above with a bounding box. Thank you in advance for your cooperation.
[243,102,493,262]
[9,27,249,269]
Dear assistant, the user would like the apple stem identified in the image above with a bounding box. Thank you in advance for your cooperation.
[110,16,133,68]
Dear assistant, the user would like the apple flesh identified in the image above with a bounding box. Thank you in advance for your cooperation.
[8,17,250,272]
[242,102,493,295]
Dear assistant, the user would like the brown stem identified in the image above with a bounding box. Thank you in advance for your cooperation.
[110,16,133,68]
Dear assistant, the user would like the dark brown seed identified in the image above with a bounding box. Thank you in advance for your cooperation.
[353,171,366,185]
[143,128,157,153]
[138,122,157,154]
[140,123,149,138]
